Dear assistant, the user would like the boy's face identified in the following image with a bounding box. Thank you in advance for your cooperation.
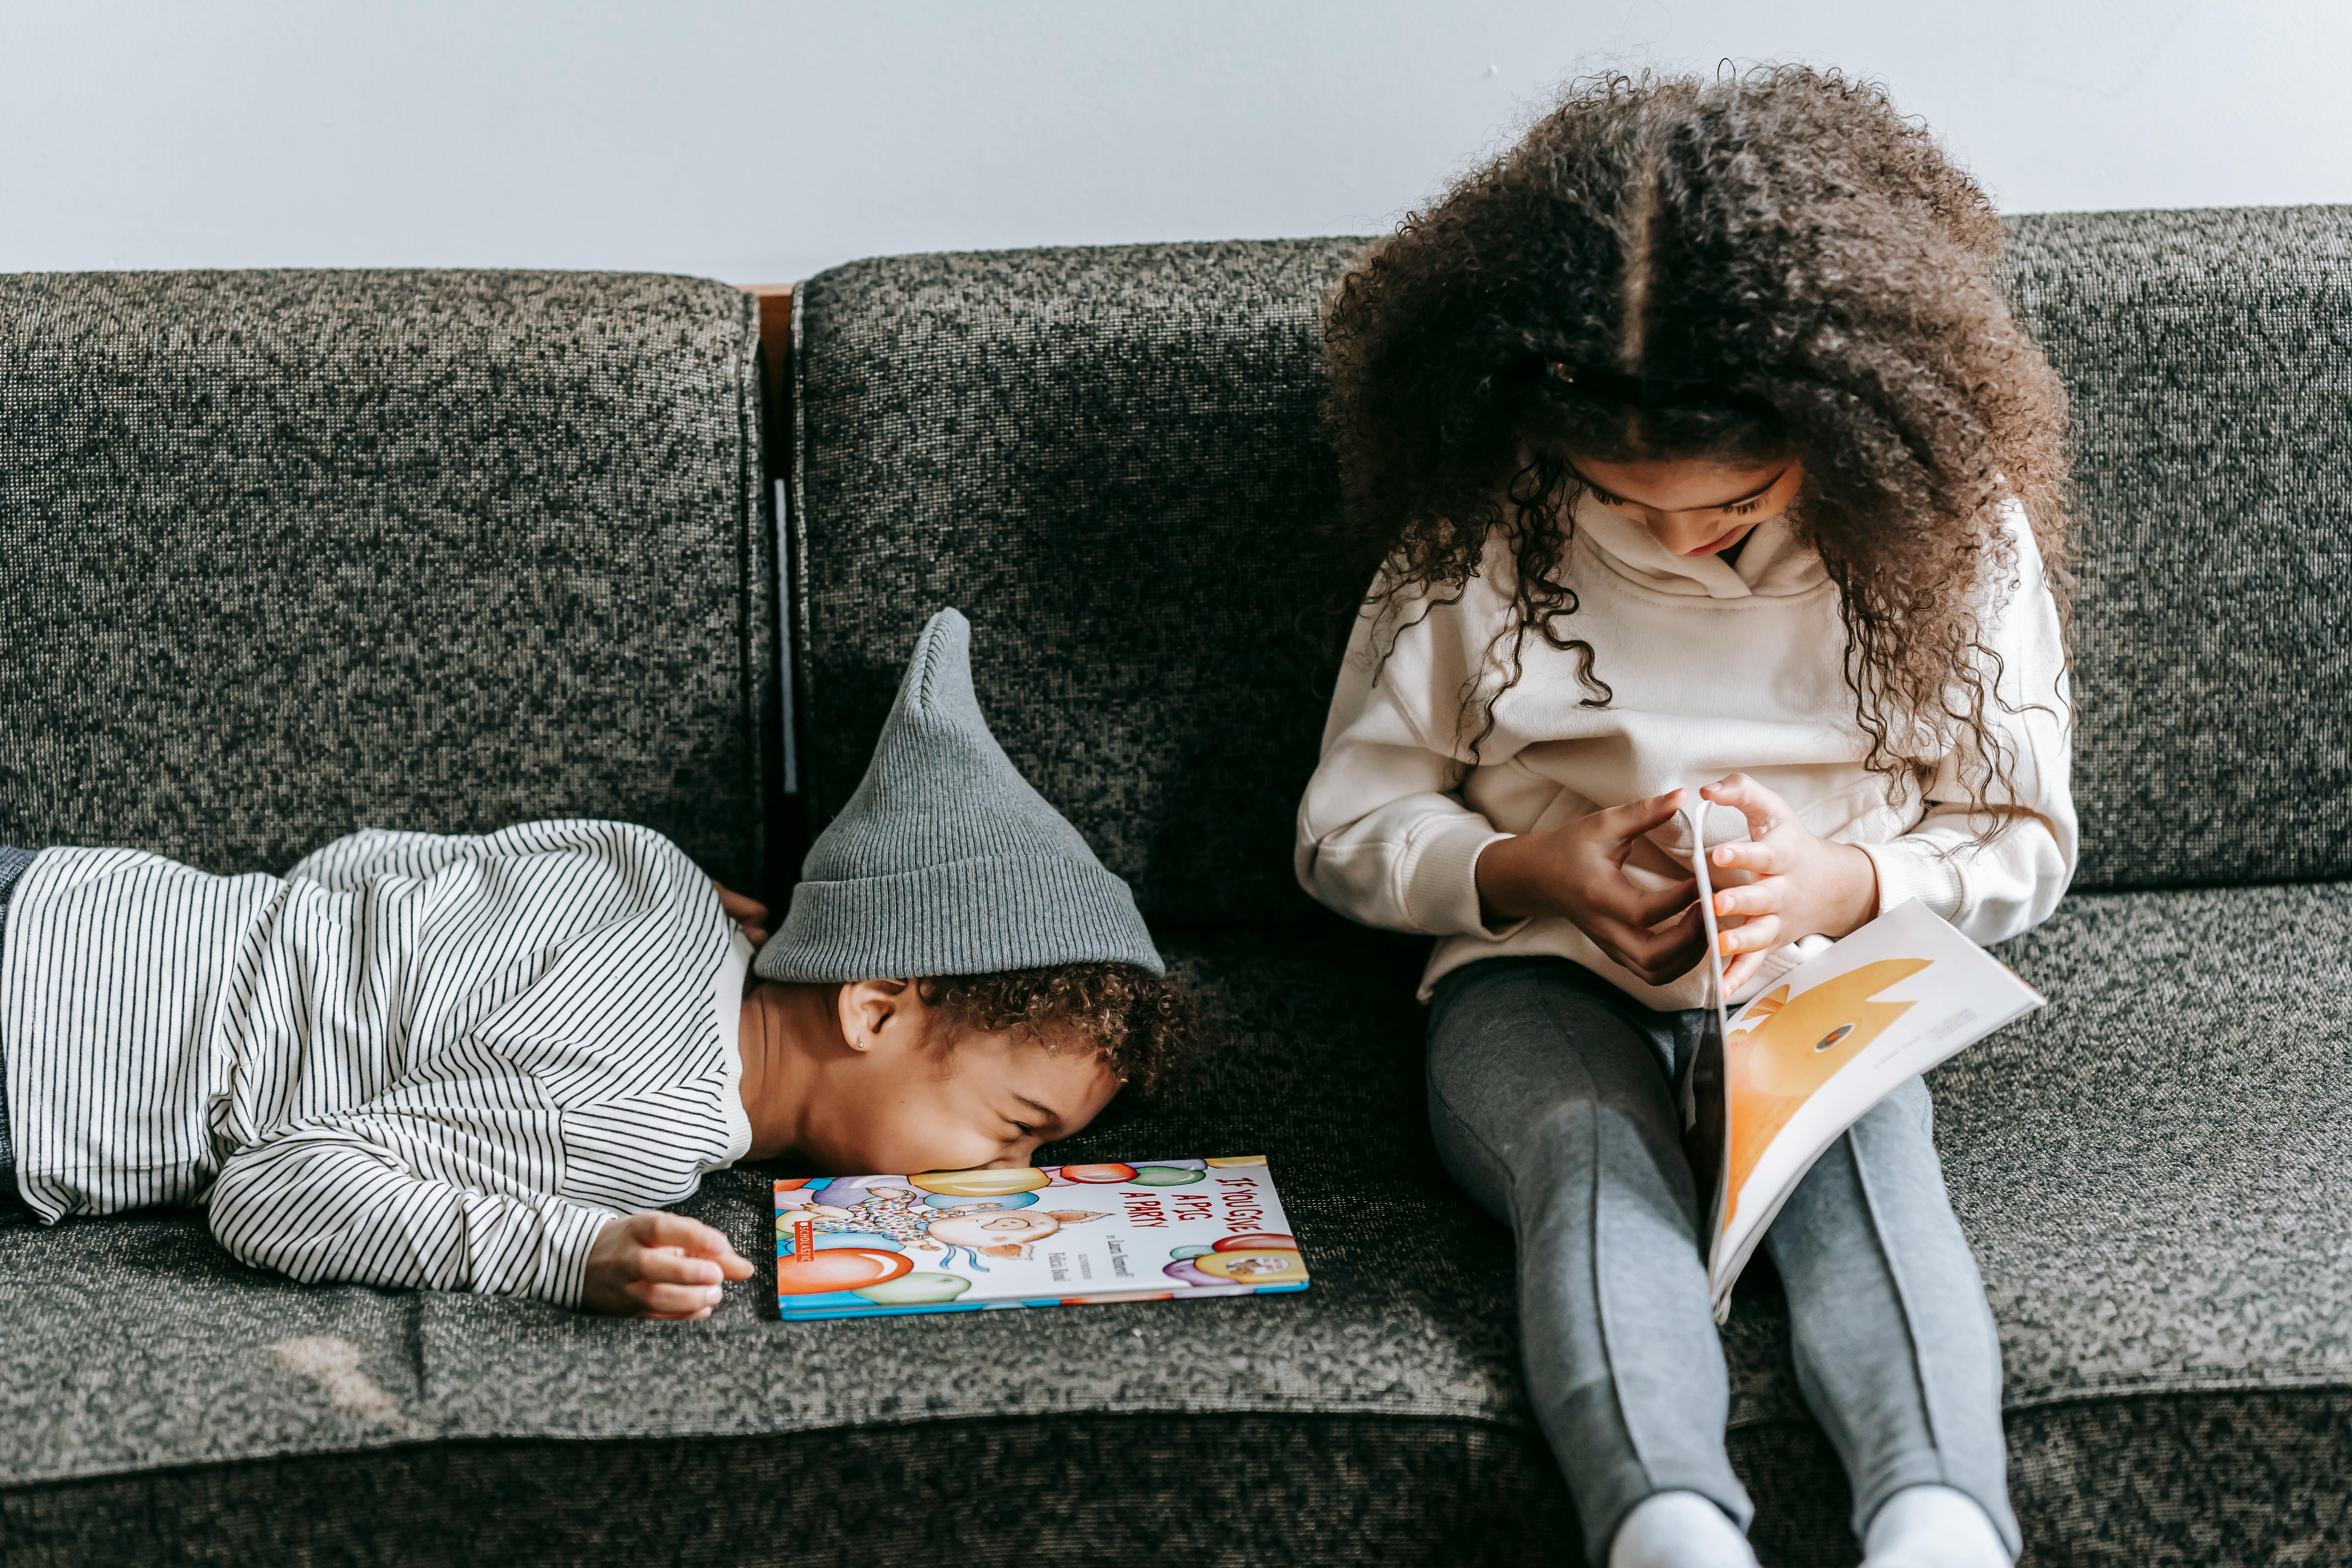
[800,1020,1122,1178]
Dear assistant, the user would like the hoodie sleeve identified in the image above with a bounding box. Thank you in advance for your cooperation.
[1294,580,1524,939]
[1855,503,2079,944]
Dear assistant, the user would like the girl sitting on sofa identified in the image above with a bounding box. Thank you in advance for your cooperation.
[0,608,1196,1320]
[1297,69,2074,1568]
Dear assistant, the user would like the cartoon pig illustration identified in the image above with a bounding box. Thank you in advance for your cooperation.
[925,1209,1109,1259]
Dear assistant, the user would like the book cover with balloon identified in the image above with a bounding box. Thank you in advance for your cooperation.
[1677,798,2045,1325]
[773,1155,1308,1319]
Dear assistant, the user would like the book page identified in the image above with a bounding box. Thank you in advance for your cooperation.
[1706,899,2045,1316]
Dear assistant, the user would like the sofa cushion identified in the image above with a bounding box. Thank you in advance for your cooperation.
[790,214,2352,913]
[0,270,778,891]
[6,882,2348,1563]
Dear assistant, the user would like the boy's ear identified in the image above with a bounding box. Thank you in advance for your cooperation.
[834,978,921,1054]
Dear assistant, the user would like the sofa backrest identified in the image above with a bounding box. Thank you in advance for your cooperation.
[791,212,2352,918]
[2004,207,2352,890]
[0,270,777,891]
[790,241,1367,926]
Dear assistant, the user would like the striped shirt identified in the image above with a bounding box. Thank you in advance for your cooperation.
[0,820,753,1307]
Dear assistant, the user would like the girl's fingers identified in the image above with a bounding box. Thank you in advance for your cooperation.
[1711,836,1791,877]
[1599,876,1696,927]
[1700,773,1790,840]
[1597,788,1689,847]
[1591,908,1705,984]
[1721,948,1769,994]
[1710,878,1784,918]
[1720,913,1782,956]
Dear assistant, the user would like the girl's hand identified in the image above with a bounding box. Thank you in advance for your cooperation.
[1475,789,1705,986]
[583,1212,755,1320]
[1699,774,1880,992]
[711,881,770,947]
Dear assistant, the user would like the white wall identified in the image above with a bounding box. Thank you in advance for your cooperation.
[5,1,2347,284]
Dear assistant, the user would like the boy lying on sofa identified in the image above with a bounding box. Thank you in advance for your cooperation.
[0,609,1194,1319]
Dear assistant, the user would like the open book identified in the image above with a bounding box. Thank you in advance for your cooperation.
[1678,804,2045,1323]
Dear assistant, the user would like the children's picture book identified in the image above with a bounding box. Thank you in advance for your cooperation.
[773,1155,1308,1320]
[1679,804,2045,1323]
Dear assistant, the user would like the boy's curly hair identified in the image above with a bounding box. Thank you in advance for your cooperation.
[1323,65,2072,819]
[917,963,1203,1098]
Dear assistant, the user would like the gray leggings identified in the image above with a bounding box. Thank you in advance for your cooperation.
[1426,956,2017,1564]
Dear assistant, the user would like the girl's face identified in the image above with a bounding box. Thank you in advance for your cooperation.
[1566,452,1804,559]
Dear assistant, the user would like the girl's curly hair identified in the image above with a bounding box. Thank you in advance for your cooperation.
[918,963,1204,1098]
[1323,65,2071,816]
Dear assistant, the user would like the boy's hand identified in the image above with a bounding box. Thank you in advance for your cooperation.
[1699,774,1880,992]
[1474,789,1704,986]
[583,1212,755,1320]
[711,881,770,948]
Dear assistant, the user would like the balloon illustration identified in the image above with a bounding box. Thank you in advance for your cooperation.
[776,1224,906,1254]
[775,1212,915,1295]
[1191,1248,1307,1287]
[854,1271,973,1306]
[1203,1155,1266,1168]
[1169,1243,1215,1260]
[1058,1163,1138,1184]
[1124,1166,1205,1187]
[775,1247,913,1296]
[908,1167,1051,1198]
[922,1189,1038,1212]
[1214,1232,1295,1252]
[799,1173,902,1208]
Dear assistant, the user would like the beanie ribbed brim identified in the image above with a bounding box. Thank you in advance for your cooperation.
[754,852,1166,983]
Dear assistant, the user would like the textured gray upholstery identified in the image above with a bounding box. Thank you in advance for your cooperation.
[2004,207,2352,889]
[0,269,777,891]
[5,892,2350,1563]
[5,212,2352,1566]
[791,214,2352,905]
[790,240,1364,926]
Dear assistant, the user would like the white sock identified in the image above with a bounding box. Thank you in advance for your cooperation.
[1862,1485,2012,1568]
[1608,1491,1759,1568]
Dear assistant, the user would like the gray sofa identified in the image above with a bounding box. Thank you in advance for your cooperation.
[2,207,2348,1565]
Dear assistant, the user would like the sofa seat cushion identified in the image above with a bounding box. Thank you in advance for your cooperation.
[5,883,2349,1563]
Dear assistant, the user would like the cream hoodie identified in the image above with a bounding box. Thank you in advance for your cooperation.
[1294,493,2076,1010]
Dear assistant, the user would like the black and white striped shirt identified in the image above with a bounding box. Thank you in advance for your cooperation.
[0,820,751,1307]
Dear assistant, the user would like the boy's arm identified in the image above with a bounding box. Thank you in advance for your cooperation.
[209,1079,752,1314]
[207,1124,617,1307]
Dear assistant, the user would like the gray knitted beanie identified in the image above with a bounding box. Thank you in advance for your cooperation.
[755,608,1164,982]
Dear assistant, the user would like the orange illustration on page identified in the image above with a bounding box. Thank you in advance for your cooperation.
[1720,959,1931,1227]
